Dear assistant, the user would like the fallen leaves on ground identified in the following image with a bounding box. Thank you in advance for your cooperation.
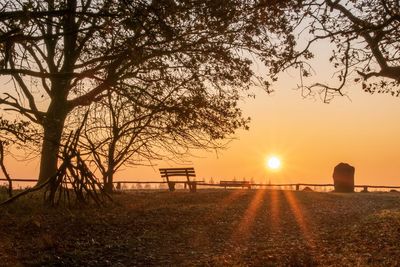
[1,190,400,266]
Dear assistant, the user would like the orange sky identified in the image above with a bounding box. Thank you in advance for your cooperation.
[2,45,400,187]
[116,80,399,186]
[3,80,400,186]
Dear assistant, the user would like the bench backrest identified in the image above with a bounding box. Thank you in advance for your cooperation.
[220,180,250,185]
[159,167,196,182]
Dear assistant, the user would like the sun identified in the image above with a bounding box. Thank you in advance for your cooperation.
[267,156,281,170]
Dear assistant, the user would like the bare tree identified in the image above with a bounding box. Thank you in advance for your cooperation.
[80,67,248,193]
[80,90,161,193]
[0,117,38,196]
[271,0,400,102]
[0,0,296,187]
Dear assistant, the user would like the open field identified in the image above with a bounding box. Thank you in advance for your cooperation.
[1,189,400,266]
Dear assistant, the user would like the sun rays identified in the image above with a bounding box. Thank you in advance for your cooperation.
[226,187,320,256]
[282,190,317,248]
[267,189,282,232]
[193,186,322,264]
[231,189,267,242]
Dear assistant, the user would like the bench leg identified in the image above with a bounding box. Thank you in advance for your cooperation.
[189,183,197,193]
[168,182,176,192]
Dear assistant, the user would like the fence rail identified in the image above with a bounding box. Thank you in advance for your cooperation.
[0,178,38,182]
[2,178,400,192]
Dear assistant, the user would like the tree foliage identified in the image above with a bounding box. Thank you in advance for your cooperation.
[0,0,296,184]
[271,0,400,102]
[79,71,253,192]
[0,117,37,144]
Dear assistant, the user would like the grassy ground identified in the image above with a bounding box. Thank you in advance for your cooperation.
[1,189,400,266]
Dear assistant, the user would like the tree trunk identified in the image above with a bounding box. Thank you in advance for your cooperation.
[104,172,114,194]
[104,138,117,194]
[37,103,67,185]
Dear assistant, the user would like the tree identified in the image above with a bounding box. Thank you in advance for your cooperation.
[1,127,111,207]
[81,90,164,193]
[0,0,296,185]
[80,66,248,193]
[272,0,400,102]
[0,141,12,196]
[0,117,38,196]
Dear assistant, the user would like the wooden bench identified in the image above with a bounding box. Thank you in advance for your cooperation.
[220,180,251,189]
[159,167,198,192]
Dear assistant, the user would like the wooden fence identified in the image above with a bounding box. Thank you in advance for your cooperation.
[2,178,400,192]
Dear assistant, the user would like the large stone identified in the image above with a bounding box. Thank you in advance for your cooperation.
[333,162,355,192]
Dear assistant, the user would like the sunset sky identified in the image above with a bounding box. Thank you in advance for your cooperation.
[3,43,400,187]
[133,78,399,186]
[127,43,400,186]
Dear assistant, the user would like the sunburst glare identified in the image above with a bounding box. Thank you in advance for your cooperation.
[266,156,281,170]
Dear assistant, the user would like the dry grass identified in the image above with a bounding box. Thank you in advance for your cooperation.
[1,189,400,266]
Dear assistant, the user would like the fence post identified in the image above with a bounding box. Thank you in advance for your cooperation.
[296,184,300,191]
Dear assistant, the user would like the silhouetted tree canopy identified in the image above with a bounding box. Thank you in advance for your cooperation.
[79,82,245,193]
[0,117,36,144]
[271,0,400,102]
[0,0,296,184]
[0,117,38,197]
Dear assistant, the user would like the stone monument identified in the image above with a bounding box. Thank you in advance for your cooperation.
[333,162,355,192]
